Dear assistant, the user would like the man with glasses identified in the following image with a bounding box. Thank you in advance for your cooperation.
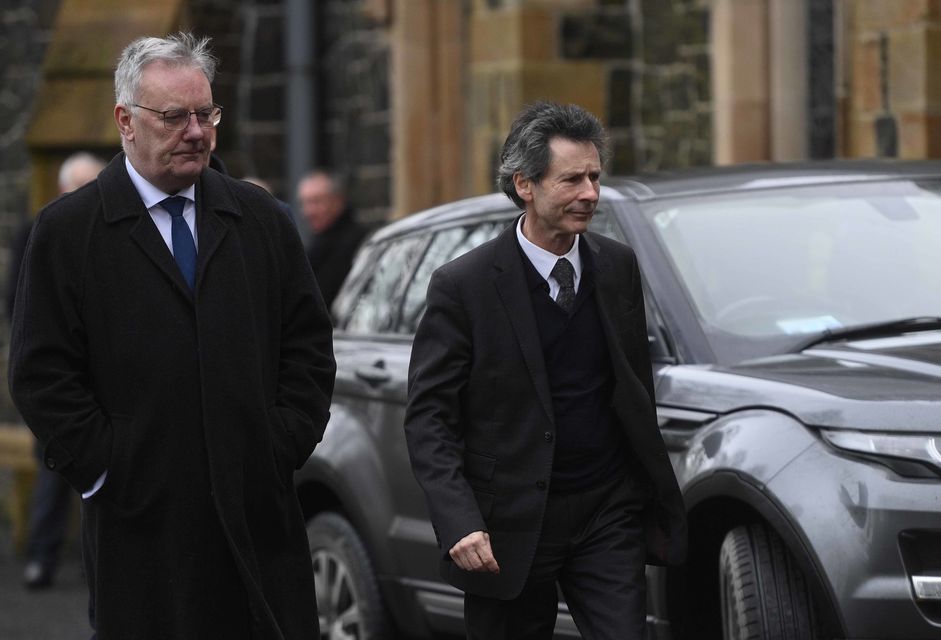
[9,33,336,640]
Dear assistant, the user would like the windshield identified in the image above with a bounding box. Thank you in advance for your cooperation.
[642,179,941,362]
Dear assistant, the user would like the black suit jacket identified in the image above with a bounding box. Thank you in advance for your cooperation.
[404,219,687,600]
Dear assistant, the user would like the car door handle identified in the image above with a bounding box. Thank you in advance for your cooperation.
[354,363,391,386]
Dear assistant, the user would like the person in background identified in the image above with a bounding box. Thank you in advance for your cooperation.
[13,152,105,590]
[9,33,335,639]
[404,102,687,639]
[242,175,295,221]
[296,170,368,309]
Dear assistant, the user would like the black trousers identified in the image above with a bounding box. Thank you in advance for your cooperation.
[464,474,648,640]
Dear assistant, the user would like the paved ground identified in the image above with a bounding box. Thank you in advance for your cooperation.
[0,469,91,640]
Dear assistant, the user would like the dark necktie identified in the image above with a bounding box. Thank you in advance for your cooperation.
[550,257,576,313]
[160,196,196,290]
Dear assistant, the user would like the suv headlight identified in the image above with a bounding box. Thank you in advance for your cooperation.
[821,430,941,479]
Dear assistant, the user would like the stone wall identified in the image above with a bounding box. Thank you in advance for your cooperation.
[318,0,391,224]
[0,0,62,420]
[845,0,941,158]
[186,0,391,223]
[469,0,711,193]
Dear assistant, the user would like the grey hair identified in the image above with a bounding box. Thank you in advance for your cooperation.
[496,101,608,209]
[114,32,217,107]
[300,169,348,196]
[58,152,105,192]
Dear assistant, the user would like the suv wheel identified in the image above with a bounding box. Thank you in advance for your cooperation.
[718,524,817,640]
[308,512,391,639]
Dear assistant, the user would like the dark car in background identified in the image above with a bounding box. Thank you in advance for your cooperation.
[294,161,941,639]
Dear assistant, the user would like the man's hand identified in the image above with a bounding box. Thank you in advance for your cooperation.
[449,531,500,574]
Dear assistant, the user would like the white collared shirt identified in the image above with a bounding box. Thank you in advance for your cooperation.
[515,215,582,300]
[124,156,199,252]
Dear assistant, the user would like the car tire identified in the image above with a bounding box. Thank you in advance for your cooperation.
[307,511,392,640]
[719,524,818,640]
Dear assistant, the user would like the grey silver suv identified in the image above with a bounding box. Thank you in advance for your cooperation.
[295,161,941,639]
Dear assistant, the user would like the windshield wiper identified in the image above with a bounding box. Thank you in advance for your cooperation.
[792,316,941,352]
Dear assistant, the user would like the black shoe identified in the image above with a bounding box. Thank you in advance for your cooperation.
[23,561,54,589]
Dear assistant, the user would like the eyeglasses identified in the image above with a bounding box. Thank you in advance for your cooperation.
[132,104,223,130]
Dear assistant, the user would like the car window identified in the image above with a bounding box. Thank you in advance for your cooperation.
[398,220,508,334]
[331,241,383,322]
[342,234,428,334]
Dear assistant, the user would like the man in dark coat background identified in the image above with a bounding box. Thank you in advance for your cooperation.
[8,33,336,639]
[404,102,687,639]
[296,170,368,310]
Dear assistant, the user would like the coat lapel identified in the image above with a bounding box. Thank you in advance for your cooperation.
[98,155,242,301]
[99,155,194,299]
[491,221,555,425]
[194,170,240,291]
[586,233,653,412]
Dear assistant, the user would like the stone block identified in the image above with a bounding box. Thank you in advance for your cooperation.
[854,0,935,33]
[691,50,710,101]
[925,26,941,108]
[252,14,285,74]
[248,131,286,177]
[713,100,770,164]
[899,111,941,157]
[890,26,928,111]
[518,61,606,121]
[44,0,184,73]
[608,67,632,127]
[851,36,882,113]
[350,168,391,211]
[847,114,877,158]
[353,117,392,167]
[560,9,632,60]
[26,77,122,149]
[470,129,497,196]
[676,5,709,48]
[249,83,286,122]
[640,70,665,124]
[665,70,693,111]
[609,132,636,175]
[471,6,556,64]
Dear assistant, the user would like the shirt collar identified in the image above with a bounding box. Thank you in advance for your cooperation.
[124,156,196,209]
[515,215,582,287]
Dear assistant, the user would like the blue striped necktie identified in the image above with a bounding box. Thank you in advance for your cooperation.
[160,196,196,290]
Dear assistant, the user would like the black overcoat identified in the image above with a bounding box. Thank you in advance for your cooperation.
[9,154,336,639]
[404,221,687,600]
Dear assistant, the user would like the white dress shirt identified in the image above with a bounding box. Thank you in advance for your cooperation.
[125,156,199,251]
[515,215,582,300]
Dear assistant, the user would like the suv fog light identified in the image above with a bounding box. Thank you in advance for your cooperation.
[913,576,941,601]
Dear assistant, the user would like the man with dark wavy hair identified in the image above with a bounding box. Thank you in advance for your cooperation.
[9,33,335,639]
[405,101,686,639]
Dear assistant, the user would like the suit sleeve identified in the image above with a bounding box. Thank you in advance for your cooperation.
[271,210,337,468]
[404,267,486,555]
[8,209,112,493]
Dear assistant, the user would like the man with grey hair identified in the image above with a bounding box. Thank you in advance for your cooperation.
[9,33,335,639]
[405,101,686,639]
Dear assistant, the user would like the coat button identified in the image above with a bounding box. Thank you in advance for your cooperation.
[544,432,553,442]
[45,457,56,470]
[536,480,546,490]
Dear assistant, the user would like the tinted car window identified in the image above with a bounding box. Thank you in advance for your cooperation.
[399,220,507,334]
[640,179,941,361]
[343,234,428,334]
